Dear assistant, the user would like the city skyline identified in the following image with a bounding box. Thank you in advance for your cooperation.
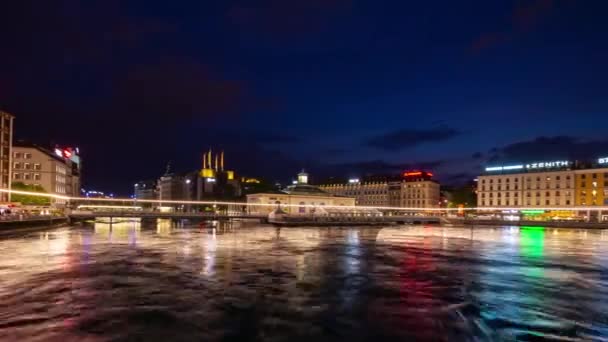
[2,1,608,193]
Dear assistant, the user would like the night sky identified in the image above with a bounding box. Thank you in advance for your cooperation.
[2,1,608,194]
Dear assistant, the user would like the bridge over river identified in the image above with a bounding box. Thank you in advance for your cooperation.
[67,209,442,225]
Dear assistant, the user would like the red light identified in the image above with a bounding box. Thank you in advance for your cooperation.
[404,171,434,177]
[63,149,72,158]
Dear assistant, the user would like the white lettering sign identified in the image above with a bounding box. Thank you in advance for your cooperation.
[526,160,569,169]
[600,157,608,164]
[486,160,570,172]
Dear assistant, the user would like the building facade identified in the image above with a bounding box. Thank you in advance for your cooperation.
[134,180,157,200]
[477,158,608,221]
[247,171,356,215]
[0,111,14,202]
[477,170,576,208]
[11,144,82,206]
[319,171,440,208]
[574,168,608,206]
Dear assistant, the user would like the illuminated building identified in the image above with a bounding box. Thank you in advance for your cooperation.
[0,111,14,202]
[478,158,608,221]
[575,169,608,206]
[11,142,82,207]
[318,171,440,208]
[477,169,576,208]
[133,180,157,200]
[196,149,240,199]
[155,149,241,209]
[247,171,356,215]
[157,164,196,207]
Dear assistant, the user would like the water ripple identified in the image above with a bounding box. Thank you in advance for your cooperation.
[0,223,607,340]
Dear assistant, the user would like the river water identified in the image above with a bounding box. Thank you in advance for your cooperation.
[1,221,608,341]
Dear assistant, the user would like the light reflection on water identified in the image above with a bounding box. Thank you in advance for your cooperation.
[0,223,608,340]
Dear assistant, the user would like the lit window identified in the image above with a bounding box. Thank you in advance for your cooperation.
[24,153,32,159]
[13,162,21,169]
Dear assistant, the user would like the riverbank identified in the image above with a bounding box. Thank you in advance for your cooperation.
[452,219,608,229]
[0,216,69,231]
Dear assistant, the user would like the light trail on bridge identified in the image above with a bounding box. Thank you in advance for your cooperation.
[1,188,608,212]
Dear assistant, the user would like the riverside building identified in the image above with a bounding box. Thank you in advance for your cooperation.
[318,171,440,209]
[0,111,14,202]
[477,158,608,221]
[247,171,356,215]
[11,143,82,207]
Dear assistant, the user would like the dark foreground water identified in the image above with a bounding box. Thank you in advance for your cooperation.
[1,221,608,341]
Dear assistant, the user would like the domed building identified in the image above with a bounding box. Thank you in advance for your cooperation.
[246,171,356,215]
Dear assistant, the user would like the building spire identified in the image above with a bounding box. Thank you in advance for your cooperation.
[220,151,224,171]
[214,153,219,171]
[203,152,207,169]
[207,149,212,169]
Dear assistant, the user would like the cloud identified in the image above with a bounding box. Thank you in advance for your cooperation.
[252,132,302,144]
[110,60,248,121]
[487,136,608,163]
[327,159,443,175]
[469,0,554,54]
[366,126,461,151]
[441,172,477,185]
[512,0,554,31]
[470,32,507,55]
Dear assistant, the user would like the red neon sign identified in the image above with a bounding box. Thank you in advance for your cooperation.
[404,171,434,177]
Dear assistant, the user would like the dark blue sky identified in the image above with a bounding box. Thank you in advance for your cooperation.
[2,0,608,193]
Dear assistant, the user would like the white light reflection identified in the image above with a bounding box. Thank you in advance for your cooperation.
[203,228,217,277]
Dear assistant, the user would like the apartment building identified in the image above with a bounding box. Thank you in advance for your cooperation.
[12,143,82,206]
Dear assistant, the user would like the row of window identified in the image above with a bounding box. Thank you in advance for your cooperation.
[580,181,608,187]
[481,181,608,191]
[55,185,66,194]
[13,173,41,180]
[482,191,572,198]
[481,199,572,206]
[13,152,32,159]
[403,200,435,206]
[482,173,608,184]
[14,162,41,170]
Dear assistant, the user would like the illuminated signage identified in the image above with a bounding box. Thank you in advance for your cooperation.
[525,160,569,169]
[348,178,360,183]
[54,147,78,160]
[403,171,434,177]
[485,160,570,172]
[521,210,545,215]
[600,157,608,164]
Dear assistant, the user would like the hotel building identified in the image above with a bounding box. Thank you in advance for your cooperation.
[477,158,608,220]
[318,171,440,208]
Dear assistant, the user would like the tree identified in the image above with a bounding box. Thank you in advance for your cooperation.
[11,182,51,205]
[449,186,477,208]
